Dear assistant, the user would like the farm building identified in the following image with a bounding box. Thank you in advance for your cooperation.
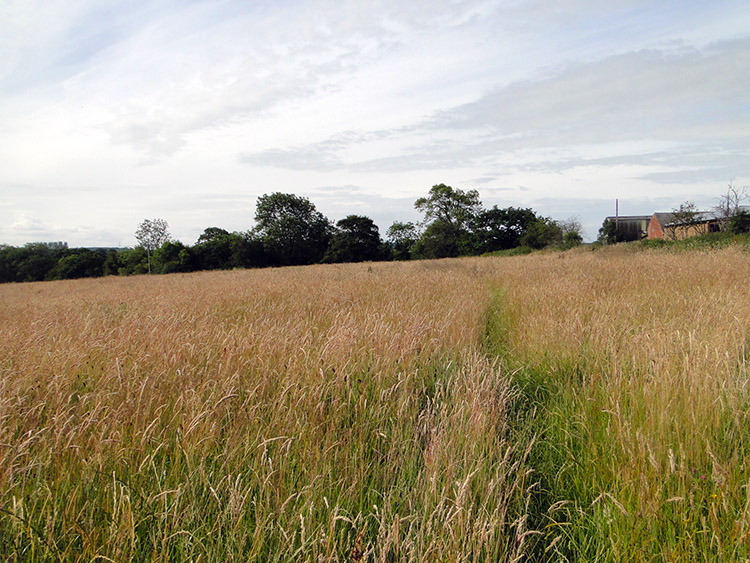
[647,213,675,239]
[602,215,650,241]
[647,211,721,240]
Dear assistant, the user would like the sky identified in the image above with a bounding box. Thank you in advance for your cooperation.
[1,0,749,246]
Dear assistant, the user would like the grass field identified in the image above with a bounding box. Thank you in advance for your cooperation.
[1,246,750,561]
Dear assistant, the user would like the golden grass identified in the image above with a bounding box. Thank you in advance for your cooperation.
[0,261,527,561]
[2,247,750,560]
[478,247,750,559]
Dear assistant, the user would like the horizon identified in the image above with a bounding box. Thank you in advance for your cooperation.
[4,198,742,250]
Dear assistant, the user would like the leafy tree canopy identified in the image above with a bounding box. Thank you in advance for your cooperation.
[197,227,230,244]
[472,206,538,253]
[324,215,383,263]
[153,241,191,274]
[520,217,563,249]
[386,221,419,261]
[413,184,481,257]
[135,218,171,273]
[597,219,624,245]
[412,220,464,259]
[135,218,171,252]
[729,209,750,234]
[414,184,482,229]
[253,192,332,266]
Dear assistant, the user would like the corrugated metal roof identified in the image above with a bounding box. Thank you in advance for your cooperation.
[604,215,651,221]
[664,210,720,227]
[651,213,675,227]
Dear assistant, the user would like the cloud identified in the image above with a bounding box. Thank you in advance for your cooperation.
[238,36,750,182]
[2,1,749,246]
[238,134,357,171]
[76,1,473,161]
[9,213,47,234]
[428,36,750,149]
[0,1,167,96]
[470,176,499,185]
[309,186,421,231]
[0,213,121,247]
[636,169,741,185]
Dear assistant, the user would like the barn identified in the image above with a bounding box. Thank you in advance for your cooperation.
[648,211,721,240]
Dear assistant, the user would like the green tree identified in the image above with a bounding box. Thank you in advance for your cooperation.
[557,216,584,248]
[715,183,749,231]
[117,247,148,275]
[520,218,563,249]
[193,229,270,270]
[0,245,19,283]
[597,219,625,245]
[0,244,49,282]
[562,231,583,248]
[153,241,192,274]
[412,220,464,259]
[16,243,61,282]
[414,184,482,229]
[135,218,171,273]
[196,227,230,244]
[193,228,232,270]
[413,184,481,258]
[227,233,270,269]
[386,221,419,260]
[729,209,750,234]
[47,249,106,280]
[471,206,538,253]
[666,201,701,239]
[253,193,332,266]
[102,250,122,276]
[324,215,383,263]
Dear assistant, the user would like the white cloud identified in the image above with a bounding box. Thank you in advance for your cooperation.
[0,0,749,245]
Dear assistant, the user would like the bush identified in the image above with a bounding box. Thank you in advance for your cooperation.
[729,210,750,234]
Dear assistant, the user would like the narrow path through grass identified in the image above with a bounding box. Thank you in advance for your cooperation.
[483,249,750,562]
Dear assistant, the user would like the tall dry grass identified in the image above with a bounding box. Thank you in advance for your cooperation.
[480,247,750,560]
[0,262,529,561]
[3,246,750,561]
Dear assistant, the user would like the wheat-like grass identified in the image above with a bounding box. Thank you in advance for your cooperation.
[477,247,750,559]
[2,247,749,560]
[0,261,528,561]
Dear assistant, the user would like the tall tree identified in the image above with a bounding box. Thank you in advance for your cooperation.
[135,218,171,274]
[414,183,482,229]
[193,229,270,270]
[386,221,419,260]
[193,227,232,270]
[715,183,749,231]
[253,193,332,266]
[665,201,701,240]
[557,216,584,248]
[153,241,191,274]
[413,184,481,258]
[598,219,624,245]
[196,227,230,244]
[520,217,563,249]
[47,249,106,280]
[471,206,538,253]
[324,215,383,263]
[412,220,464,259]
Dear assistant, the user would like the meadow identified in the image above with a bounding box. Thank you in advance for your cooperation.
[1,246,749,561]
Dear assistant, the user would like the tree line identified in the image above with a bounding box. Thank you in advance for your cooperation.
[0,184,583,283]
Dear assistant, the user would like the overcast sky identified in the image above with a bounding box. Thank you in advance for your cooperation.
[2,0,749,246]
